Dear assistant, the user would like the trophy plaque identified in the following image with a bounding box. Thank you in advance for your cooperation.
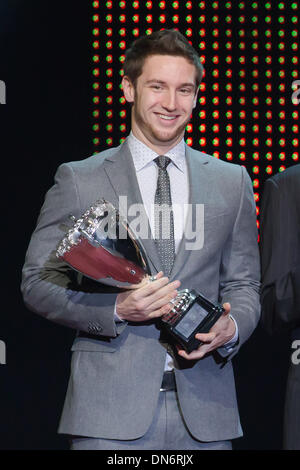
[56,199,224,352]
[160,289,224,353]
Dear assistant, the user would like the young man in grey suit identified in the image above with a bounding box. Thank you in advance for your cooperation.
[21,30,261,450]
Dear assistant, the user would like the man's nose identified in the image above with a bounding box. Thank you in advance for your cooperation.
[161,90,177,111]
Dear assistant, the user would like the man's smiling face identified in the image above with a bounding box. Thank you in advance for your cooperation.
[122,54,199,154]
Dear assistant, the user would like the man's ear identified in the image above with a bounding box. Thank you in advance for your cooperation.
[122,76,135,103]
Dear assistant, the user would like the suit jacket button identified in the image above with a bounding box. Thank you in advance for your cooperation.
[87,322,103,335]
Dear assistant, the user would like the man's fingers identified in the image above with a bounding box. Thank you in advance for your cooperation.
[222,302,231,314]
[134,276,170,299]
[176,345,207,361]
[195,332,216,342]
[148,290,178,313]
[135,279,181,310]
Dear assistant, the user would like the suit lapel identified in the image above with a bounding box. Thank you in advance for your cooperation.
[102,141,162,274]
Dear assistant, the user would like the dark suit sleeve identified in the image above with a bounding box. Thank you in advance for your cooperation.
[260,176,300,334]
[21,163,126,338]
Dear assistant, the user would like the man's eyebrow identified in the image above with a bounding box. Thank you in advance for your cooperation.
[145,79,196,89]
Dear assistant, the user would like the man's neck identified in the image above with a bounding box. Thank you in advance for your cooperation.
[130,129,184,155]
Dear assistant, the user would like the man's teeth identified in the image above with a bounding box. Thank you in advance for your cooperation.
[159,114,176,120]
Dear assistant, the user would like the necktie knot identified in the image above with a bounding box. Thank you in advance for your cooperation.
[154,155,171,171]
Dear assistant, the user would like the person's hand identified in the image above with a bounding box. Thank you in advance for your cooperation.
[177,302,236,360]
[116,271,181,322]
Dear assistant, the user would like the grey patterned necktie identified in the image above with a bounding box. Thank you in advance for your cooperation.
[154,155,175,277]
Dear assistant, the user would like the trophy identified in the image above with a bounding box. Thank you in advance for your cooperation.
[56,199,224,353]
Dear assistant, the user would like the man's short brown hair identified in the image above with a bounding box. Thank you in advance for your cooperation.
[123,29,204,89]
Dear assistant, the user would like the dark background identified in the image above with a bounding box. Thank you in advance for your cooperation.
[0,1,292,449]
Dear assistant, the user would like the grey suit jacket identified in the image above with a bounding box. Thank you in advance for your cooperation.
[21,140,261,442]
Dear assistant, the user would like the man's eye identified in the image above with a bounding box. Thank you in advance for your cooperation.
[180,88,191,94]
[151,85,162,90]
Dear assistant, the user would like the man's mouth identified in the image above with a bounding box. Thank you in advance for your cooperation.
[157,114,178,121]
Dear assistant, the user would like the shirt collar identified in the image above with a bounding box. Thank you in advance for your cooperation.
[127,132,186,172]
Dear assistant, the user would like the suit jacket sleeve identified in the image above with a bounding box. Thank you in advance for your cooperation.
[218,166,261,357]
[260,176,300,334]
[21,162,126,338]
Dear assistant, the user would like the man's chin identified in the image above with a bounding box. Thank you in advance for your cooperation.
[150,128,185,146]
